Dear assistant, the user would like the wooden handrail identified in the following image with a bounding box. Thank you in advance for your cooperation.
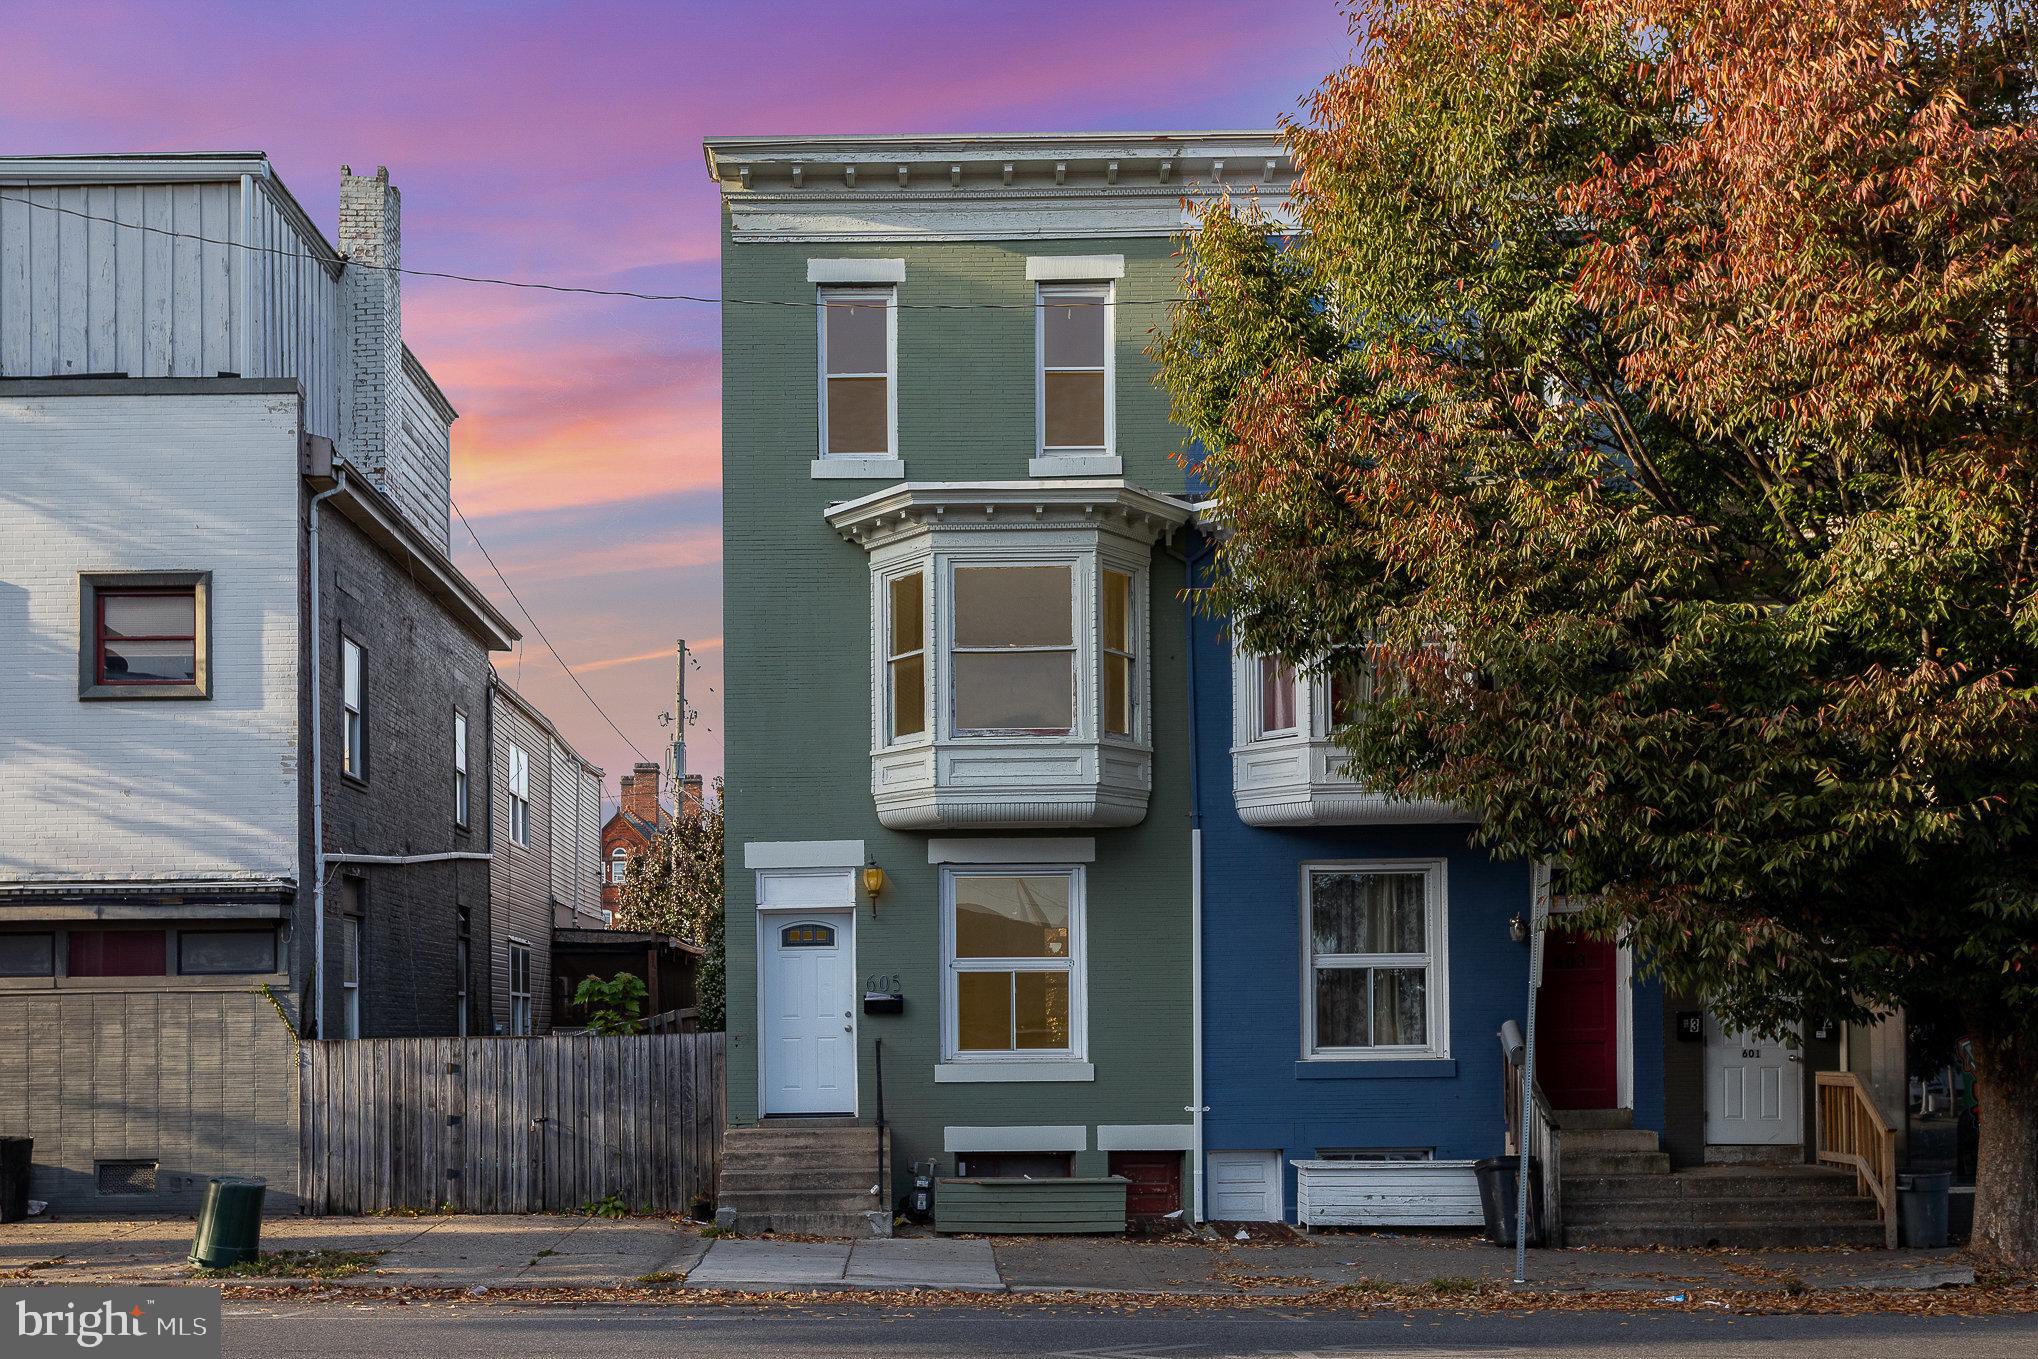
[1814,1070,1898,1249]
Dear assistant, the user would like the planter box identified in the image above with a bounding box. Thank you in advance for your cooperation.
[1293,1159,1483,1229]
[933,1175,1128,1234]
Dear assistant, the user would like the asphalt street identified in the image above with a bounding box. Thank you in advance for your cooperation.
[219,1302,2038,1358]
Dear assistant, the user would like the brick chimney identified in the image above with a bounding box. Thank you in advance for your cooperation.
[339,165,403,494]
[679,774,704,817]
[620,761,665,825]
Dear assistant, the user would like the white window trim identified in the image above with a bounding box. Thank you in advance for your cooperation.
[1300,859,1451,1061]
[1025,255,1126,282]
[508,746,531,848]
[453,709,469,827]
[341,914,362,1040]
[610,847,628,885]
[1035,281,1115,462]
[940,864,1088,1064]
[816,284,898,462]
[947,558,1081,739]
[881,563,929,747]
[341,636,366,780]
[1252,654,1300,740]
[809,257,907,285]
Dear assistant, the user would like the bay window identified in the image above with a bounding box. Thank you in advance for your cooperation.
[1304,862,1448,1059]
[835,481,1185,829]
[951,565,1074,735]
[943,868,1084,1059]
[885,570,927,741]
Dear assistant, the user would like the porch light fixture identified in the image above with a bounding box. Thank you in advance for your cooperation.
[861,860,888,911]
[1509,913,1529,944]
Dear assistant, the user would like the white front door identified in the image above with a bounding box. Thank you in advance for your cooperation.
[761,911,855,1115]
[1704,1015,1803,1145]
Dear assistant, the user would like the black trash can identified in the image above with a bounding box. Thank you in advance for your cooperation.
[0,1137,31,1223]
[188,1176,267,1269]
[1898,1171,1952,1249]
[1474,1156,1544,1248]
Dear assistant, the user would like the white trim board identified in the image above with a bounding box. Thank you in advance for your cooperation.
[934,1061,1095,1083]
[1097,1124,1196,1152]
[743,840,867,869]
[943,1125,1087,1153]
[808,257,906,284]
[927,837,1096,864]
[1026,254,1125,281]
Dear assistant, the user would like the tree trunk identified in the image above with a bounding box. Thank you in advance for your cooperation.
[1968,1033,2038,1270]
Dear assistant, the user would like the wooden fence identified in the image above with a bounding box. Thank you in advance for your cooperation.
[298,1032,724,1216]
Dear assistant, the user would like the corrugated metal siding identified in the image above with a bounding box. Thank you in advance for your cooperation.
[245,179,343,439]
[0,181,241,380]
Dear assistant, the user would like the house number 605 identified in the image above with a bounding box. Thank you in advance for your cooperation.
[865,973,901,993]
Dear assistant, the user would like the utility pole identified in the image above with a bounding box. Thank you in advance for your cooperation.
[669,639,687,909]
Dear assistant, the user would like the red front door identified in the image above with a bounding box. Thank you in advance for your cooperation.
[1535,929,1619,1110]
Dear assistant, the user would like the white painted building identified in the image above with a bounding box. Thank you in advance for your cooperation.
[0,153,546,1214]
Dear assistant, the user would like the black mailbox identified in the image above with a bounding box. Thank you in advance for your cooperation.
[863,992,904,1016]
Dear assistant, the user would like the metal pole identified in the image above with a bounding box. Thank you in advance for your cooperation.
[1514,859,1551,1286]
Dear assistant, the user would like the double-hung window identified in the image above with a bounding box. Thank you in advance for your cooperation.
[453,709,470,827]
[1256,655,1298,737]
[950,564,1075,736]
[341,637,367,780]
[1304,862,1448,1058]
[818,287,895,459]
[1038,284,1111,455]
[508,746,531,847]
[508,940,533,1036]
[943,868,1084,1059]
[341,913,362,1040]
[1101,569,1136,738]
[610,847,628,885]
[885,570,927,742]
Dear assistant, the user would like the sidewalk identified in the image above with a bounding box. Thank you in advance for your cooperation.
[0,1214,1982,1298]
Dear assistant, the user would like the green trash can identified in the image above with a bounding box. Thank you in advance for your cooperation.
[188,1176,267,1269]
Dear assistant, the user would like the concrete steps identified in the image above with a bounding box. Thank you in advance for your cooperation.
[1553,1110,1885,1249]
[718,1124,891,1238]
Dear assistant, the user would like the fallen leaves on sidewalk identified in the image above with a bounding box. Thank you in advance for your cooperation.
[198,1275,2038,1317]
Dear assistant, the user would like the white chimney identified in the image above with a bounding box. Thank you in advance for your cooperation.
[339,165,403,494]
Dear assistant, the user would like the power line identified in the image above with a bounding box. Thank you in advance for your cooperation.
[452,497,654,765]
[0,191,1189,311]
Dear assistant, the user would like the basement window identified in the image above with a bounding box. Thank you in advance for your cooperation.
[96,1160,159,1196]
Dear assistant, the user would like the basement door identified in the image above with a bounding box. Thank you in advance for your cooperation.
[760,911,855,1116]
[1704,1015,1803,1145]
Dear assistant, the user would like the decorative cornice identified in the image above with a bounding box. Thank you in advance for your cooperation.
[703,132,1293,243]
[825,478,1191,550]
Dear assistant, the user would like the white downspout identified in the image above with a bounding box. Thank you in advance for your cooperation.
[1191,823,1206,1222]
[307,470,346,1039]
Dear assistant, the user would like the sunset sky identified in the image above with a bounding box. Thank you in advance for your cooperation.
[6,0,1355,803]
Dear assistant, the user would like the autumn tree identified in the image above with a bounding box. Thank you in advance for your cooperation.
[614,781,726,1031]
[1159,0,2038,1263]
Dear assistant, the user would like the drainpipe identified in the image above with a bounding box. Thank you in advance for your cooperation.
[1173,528,1214,1223]
[306,470,347,1039]
[323,852,494,867]
[1514,858,1553,1285]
